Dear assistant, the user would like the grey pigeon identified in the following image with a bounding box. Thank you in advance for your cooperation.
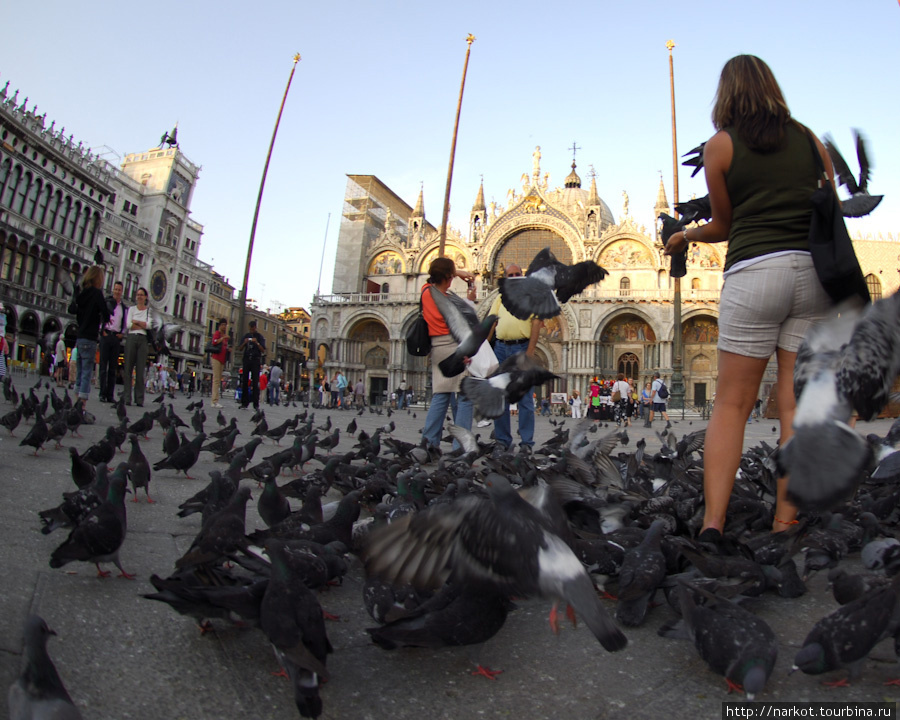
[176,486,252,569]
[363,474,627,652]
[126,434,153,503]
[425,285,497,378]
[498,246,608,320]
[49,464,133,578]
[153,432,206,479]
[660,583,777,700]
[260,539,332,719]
[461,352,559,418]
[615,520,668,627]
[8,615,83,720]
[824,129,883,217]
[792,574,900,683]
[783,294,900,511]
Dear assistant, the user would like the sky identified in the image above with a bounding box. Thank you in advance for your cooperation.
[4,1,899,314]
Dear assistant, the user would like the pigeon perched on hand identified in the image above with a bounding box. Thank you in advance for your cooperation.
[423,285,497,379]
[8,614,84,720]
[498,247,608,320]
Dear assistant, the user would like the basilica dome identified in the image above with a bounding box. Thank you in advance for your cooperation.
[546,161,615,229]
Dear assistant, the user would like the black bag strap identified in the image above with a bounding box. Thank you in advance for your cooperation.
[804,128,830,188]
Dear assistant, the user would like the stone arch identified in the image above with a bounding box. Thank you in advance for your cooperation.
[594,309,660,379]
[415,243,470,275]
[19,310,40,338]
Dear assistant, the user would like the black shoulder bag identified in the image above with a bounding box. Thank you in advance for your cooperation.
[805,130,870,305]
[406,291,432,357]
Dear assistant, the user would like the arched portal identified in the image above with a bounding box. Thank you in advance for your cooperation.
[491,227,572,278]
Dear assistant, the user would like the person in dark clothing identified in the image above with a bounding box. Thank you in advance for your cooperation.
[237,320,266,410]
[98,280,127,403]
[69,265,111,409]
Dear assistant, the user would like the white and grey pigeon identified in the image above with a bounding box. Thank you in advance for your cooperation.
[460,352,559,419]
[427,286,497,378]
[8,614,84,720]
[781,292,900,511]
[363,472,628,652]
[824,129,883,218]
[498,246,608,320]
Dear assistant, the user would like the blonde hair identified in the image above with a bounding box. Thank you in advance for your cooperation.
[711,55,792,152]
[82,265,105,289]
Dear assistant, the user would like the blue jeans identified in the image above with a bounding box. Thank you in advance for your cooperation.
[422,391,473,450]
[75,338,98,400]
[493,339,535,448]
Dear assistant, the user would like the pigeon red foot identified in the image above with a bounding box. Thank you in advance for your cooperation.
[471,665,503,680]
[823,678,851,688]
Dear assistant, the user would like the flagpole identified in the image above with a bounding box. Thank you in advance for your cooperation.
[437,34,475,258]
[235,53,301,354]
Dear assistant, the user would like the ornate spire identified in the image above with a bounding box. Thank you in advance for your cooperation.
[564,161,581,189]
[472,179,486,213]
[412,185,425,218]
[654,173,670,216]
[588,174,601,206]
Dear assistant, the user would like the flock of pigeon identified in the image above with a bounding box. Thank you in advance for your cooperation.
[5,300,900,719]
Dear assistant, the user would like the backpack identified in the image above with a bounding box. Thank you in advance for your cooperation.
[657,381,669,400]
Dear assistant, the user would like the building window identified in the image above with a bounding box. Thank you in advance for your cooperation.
[866,274,882,301]
[691,277,701,291]
[619,277,631,296]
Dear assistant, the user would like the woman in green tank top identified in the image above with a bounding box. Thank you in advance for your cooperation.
[663,55,835,541]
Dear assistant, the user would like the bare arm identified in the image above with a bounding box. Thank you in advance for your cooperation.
[526,318,543,356]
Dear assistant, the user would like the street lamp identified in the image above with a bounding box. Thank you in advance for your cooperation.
[306,359,317,409]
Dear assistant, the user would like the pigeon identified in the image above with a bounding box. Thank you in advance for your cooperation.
[660,583,778,700]
[363,473,627,652]
[1,406,22,435]
[792,574,900,684]
[681,142,706,177]
[461,352,559,418]
[176,486,253,569]
[782,294,900,511]
[498,247,608,320]
[126,434,153,503]
[216,409,226,427]
[49,463,133,578]
[153,433,206,479]
[422,285,497,379]
[202,428,240,456]
[39,465,110,536]
[162,424,179,458]
[83,428,116,466]
[147,313,180,357]
[176,470,237,522]
[824,130,883,218]
[8,614,84,720]
[258,475,292,528]
[19,410,48,456]
[209,417,239,440]
[65,400,85,437]
[366,581,512,651]
[68,447,96,489]
[615,520,668,627]
[260,539,333,719]
[127,411,154,440]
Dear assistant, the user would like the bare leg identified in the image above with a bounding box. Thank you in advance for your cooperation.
[701,350,769,532]
[772,347,799,532]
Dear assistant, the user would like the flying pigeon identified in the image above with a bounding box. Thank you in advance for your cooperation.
[498,247,608,320]
[782,294,900,511]
[363,473,627,652]
[8,614,84,720]
[461,352,559,418]
[423,285,497,379]
[824,129,883,217]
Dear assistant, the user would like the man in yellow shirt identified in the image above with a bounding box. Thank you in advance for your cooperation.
[488,264,543,451]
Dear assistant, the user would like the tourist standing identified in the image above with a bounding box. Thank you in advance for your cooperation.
[420,257,476,451]
[70,265,110,409]
[487,263,542,451]
[210,319,229,408]
[269,363,283,406]
[237,320,266,410]
[121,287,149,407]
[54,335,68,387]
[98,280,127,403]
[663,55,832,535]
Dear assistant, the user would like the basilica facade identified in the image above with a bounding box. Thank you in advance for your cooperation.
[310,151,897,407]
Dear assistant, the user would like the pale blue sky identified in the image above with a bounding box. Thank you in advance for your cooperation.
[4,1,898,312]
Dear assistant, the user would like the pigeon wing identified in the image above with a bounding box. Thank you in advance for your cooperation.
[823,135,859,195]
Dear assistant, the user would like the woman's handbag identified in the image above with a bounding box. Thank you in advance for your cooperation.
[204,339,220,355]
[406,295,432,357]
[805,131,870,305]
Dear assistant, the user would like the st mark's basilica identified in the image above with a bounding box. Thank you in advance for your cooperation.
[309,148,897,407]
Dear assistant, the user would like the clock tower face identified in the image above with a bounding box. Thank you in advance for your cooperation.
[150,270,168,302]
